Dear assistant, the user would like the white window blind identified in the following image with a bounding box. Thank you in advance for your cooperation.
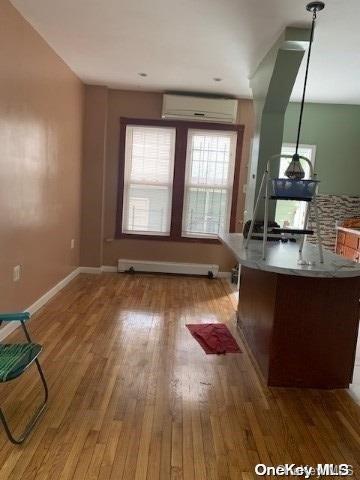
[122,125,176,235]
[182,130,237,238]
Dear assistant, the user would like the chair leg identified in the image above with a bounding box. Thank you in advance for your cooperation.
[20,320,33,343]
[0,359,48,445]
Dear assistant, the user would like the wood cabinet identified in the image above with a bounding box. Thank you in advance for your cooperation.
[336,228,360,263]
[237,266,360,388]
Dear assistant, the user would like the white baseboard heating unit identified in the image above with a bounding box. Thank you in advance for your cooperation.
[117,259,219,278]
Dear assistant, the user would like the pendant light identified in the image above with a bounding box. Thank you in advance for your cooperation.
[285,1,325,180]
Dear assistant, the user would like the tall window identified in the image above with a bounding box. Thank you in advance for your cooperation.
[122,126,176,235]
[275,144,316,228]
[182,130,237,237]
[117,118,243,242]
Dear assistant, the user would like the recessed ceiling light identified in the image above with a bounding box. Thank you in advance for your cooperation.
[213,77,222,82]
[138,72,148,77]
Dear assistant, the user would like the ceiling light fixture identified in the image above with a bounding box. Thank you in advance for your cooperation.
[285,1,325,179]
[213,77,222,82]
[138,72,148,77]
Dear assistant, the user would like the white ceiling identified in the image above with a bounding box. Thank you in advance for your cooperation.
[10,0,360,104]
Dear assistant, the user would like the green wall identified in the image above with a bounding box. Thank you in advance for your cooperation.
[283,103,360,195]
[247,27,310,220]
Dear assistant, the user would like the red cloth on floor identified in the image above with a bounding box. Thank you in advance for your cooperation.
[186,323,241,354]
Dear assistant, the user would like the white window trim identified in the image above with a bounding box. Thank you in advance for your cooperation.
[275,143,317,229]
[281,143,317,172]
[182,129,238,239]
[122,125,176,236]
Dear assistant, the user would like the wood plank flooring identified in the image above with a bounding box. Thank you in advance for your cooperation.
[0,273,359,479]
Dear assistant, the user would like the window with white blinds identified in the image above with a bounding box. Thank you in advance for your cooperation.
[182,130,237,238]
[122,125,176,235]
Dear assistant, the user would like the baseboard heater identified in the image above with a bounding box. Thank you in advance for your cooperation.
[117,259,219,278]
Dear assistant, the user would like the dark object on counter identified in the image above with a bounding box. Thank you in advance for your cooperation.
[243,220,280,239]
[231,264,239,284]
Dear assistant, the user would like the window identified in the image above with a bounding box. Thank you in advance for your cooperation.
[275,144,316,229]
[122,125,176,235]
[128,197,150,231]
[116,118,243,243]
[182,130,237,237]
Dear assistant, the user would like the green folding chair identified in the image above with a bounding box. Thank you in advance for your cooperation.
[0,312,48,444]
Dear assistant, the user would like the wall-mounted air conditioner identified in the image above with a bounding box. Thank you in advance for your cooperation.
[162,94,238,124]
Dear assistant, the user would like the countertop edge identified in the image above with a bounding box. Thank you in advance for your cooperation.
[337,226,360,236]
[219,233,360,278]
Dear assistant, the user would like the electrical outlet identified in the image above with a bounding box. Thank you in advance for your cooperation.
[71,239,75,249]
[13,265,21,282]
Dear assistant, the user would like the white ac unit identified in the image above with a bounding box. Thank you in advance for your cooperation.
[162,94,238,124]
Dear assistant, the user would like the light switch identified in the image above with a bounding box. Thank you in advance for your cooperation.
[71,239,75,249]
[13,265,21,282]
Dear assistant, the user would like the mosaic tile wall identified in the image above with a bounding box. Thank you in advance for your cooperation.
[307,194,360,250]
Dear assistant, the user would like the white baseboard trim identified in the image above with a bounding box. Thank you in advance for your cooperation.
[27,268,81,316]
[101,265,118,272]
[218,271,232,279]
[0,322,21,342]
[79,266,102,274]
[0,267,81,341]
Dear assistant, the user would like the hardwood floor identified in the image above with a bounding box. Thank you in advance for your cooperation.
[0,273,359,479]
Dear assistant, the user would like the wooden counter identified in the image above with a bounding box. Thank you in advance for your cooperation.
[219,233,360,388]
[336,226,360,263]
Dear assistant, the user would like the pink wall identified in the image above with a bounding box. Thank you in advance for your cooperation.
[0,0,84,311]
[0,0,256,313]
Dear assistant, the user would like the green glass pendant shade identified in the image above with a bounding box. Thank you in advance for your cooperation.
[285,153,305,179]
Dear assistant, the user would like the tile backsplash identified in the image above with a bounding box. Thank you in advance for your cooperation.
[307,194,360,250]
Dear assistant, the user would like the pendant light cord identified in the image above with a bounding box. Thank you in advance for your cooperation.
[295,10,317,155]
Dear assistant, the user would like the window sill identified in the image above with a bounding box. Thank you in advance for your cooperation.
[116,233,221,244]
[182,232,219,240]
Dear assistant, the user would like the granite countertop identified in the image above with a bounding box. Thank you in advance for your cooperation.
[219,232,360,278]
[337,226,360,236]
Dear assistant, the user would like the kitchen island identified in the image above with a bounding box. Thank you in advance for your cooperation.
[219,233,360,388]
